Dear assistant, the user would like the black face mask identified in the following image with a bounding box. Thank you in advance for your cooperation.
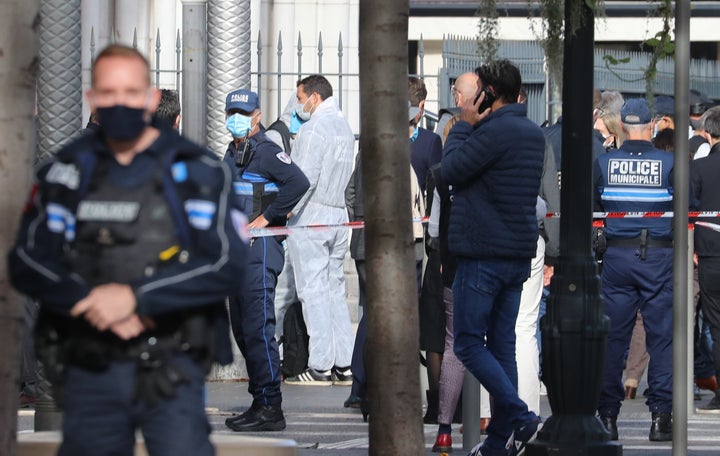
[96,105,148,141]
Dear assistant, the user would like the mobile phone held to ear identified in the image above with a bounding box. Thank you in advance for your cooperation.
[475,86,496,114]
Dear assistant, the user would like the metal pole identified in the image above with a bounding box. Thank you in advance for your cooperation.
[462,371,482,450]
[181,0,207,146]
[207,0,249,156]
[35,0,82,429]
[528,1,619,453]
[544,55,551,124]
[256,32,262,97]
[672,1,690,454]
[154,28,161,88]
[175,30,182,94]
[37,0,82,158]
[687,227,695,419]
[277,32,283,118]
[338,33,344,111]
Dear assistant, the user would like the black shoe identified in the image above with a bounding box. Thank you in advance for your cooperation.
[697,393,720,414]
[226,404,286,432]
[649,412,672,442]
[285,368,333,385]
[332,366,352,385]
[600,416,618,441]
[360,398,369,422]
[344,394,362,408]
[225,404,258,427]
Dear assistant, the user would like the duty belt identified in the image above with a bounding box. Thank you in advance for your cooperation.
[605,238,673,248]
[606,230,672,261]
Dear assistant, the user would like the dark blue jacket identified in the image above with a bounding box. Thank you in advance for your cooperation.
[223,130,309,226]
[691,142,720,256]
[8,126,248,364]
[543,116,606,174]
[593,139,674,240]
[441,103,544,260]
[411,127,443,193]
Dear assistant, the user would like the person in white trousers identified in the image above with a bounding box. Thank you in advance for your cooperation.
[284,75,356,386]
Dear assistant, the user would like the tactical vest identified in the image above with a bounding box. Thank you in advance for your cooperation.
[597,146,674,240]
[232,139,281,225]
[65,158,179,286]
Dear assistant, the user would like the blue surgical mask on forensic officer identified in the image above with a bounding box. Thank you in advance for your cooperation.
[289,110,307,134]
[410,126,419,143]
[96,105,148,141]
[226,113,253,138]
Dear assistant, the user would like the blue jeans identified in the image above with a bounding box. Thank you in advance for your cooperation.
[453,257,537,450]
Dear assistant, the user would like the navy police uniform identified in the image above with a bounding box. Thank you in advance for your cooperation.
[8,125,248,456]
[593,139,674,421]
[223,130,309,411]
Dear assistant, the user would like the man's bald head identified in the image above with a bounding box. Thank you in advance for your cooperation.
[453,72,479,108]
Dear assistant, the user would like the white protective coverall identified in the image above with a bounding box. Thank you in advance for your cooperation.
[287,96,356,371]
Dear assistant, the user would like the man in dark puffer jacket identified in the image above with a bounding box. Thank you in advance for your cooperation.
[441,59,544,456]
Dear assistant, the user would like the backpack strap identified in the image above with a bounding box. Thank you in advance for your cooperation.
[266,118,292,154]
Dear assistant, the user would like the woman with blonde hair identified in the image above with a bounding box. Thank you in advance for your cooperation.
[595,110,626,151]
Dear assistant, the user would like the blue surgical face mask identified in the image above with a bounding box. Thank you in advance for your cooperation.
[226,113,253,138]
[652,121,659,138]
[410,125,419,143]
[289,110,307,134]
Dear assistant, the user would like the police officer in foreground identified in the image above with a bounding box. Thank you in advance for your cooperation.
[594,98,674,442]
[222,89,309,432]
[8,45,248,455]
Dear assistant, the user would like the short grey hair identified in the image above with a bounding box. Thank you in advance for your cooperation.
[596,91,625,114]
[623,123,650,135]
[702,106,720,138]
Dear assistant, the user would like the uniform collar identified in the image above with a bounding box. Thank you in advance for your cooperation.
[92,126,167,159]
[619,139,655,154]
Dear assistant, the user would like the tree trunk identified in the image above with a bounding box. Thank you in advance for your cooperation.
[0,1,39,455]
[359,1,424,454]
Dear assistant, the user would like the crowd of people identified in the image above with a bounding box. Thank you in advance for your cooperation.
[10,43,720,456]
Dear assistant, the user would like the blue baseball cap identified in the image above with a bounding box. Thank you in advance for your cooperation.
[621,98,652,125]
[225,89,259,112]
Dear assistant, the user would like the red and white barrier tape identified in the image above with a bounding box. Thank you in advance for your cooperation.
[248,216,429,238]
[547,211,720,219]
[250,212,719,238]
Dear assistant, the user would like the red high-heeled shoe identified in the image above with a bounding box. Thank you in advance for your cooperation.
[432,433,452,453]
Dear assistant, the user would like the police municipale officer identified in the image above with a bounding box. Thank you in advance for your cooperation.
[8,45,248,456]
[221,89,309,431]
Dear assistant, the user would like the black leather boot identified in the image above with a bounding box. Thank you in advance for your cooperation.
[225,403,259,427]
[649,412,672,441]
[600,415,618,440]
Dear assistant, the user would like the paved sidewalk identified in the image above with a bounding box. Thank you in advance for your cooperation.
[18,379,720,455]
[206,381,720,455]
